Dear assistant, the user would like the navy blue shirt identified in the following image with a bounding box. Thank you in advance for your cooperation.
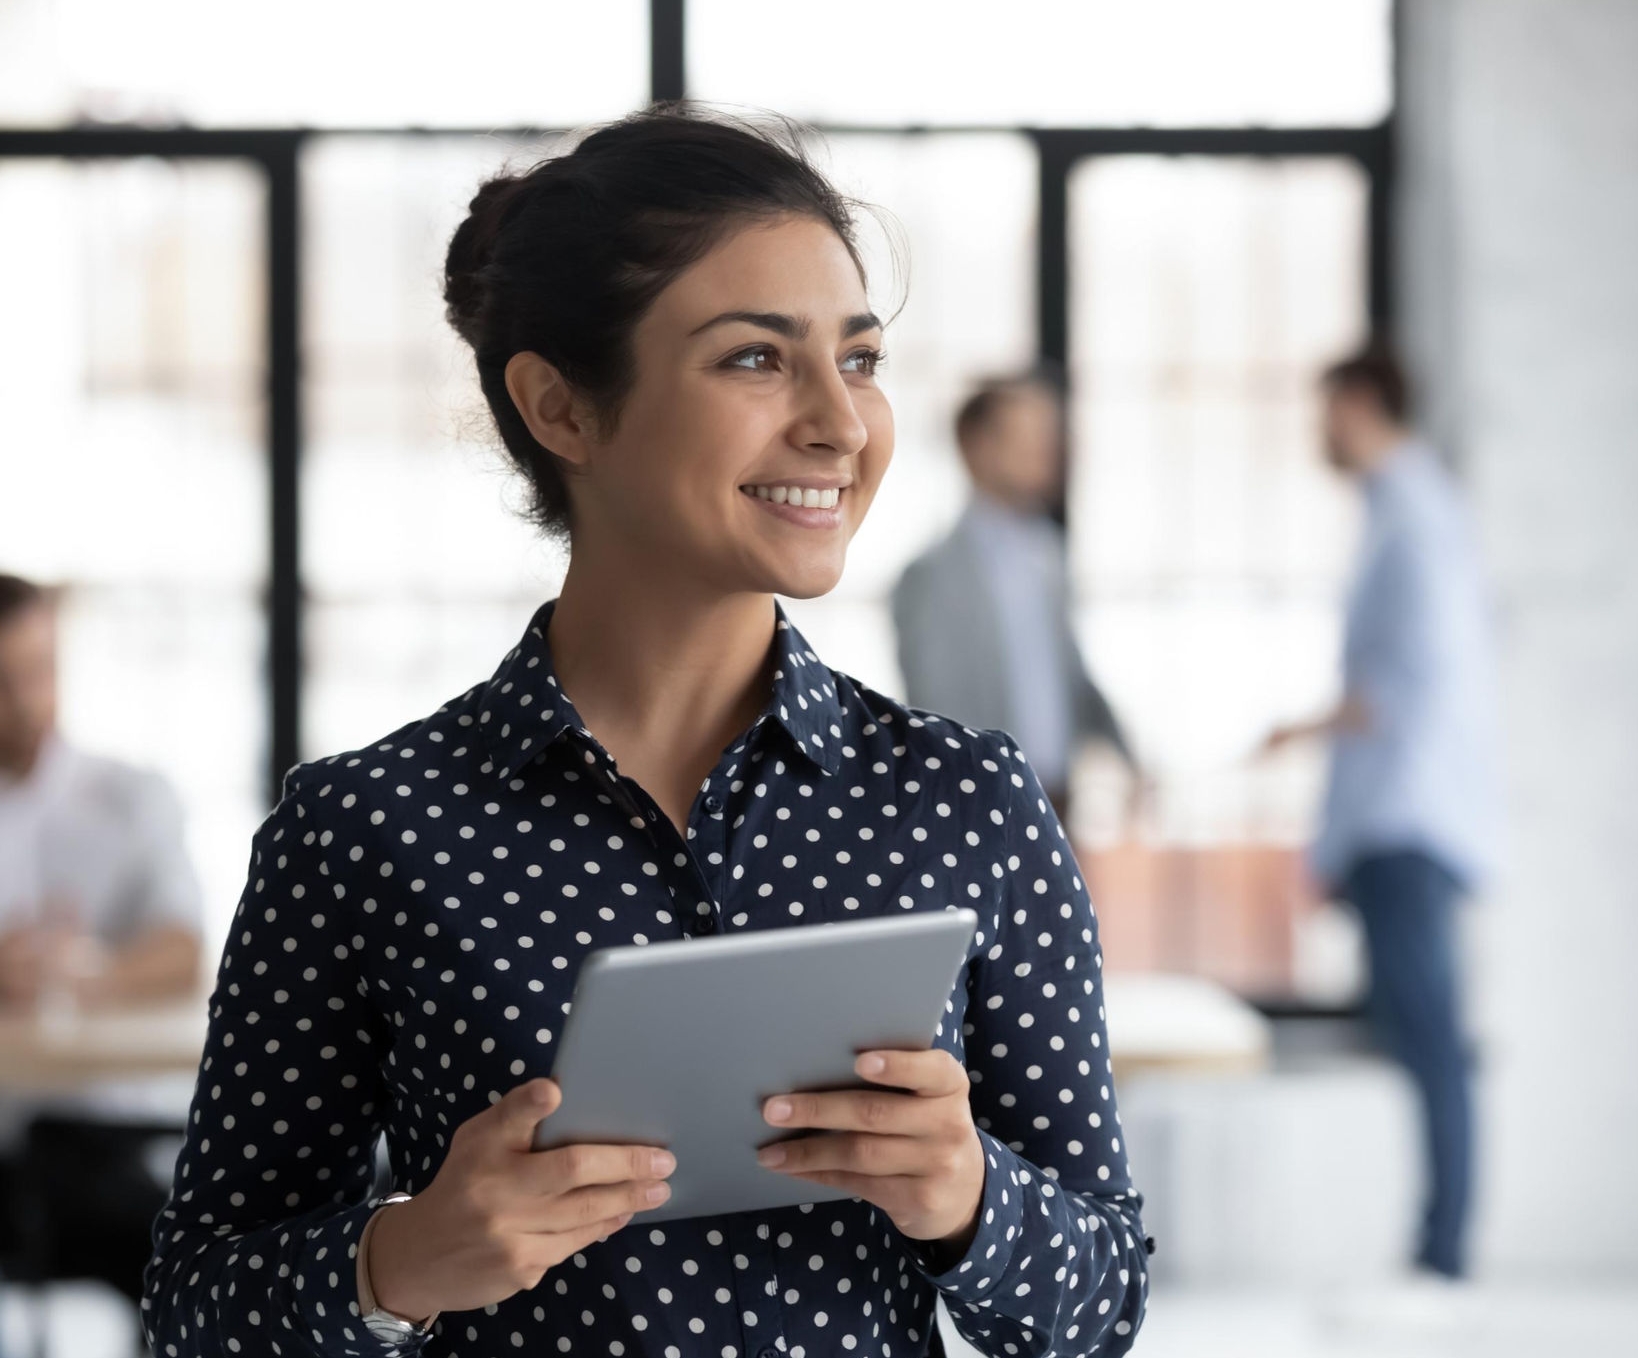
[144,598,1149,1357]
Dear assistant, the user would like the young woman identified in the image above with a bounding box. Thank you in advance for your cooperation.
[143,107,1149,1358]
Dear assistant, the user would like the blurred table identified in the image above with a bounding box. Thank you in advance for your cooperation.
[0,994,209,1092]
[1103,972,1272,1080]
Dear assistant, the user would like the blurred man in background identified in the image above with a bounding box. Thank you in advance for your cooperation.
[0,572,203,1304]
[892,372,1139,823]
[1264,345,1496,1281]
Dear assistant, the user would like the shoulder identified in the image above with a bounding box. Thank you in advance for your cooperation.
[893,521,968,590]
[275,678,492,815]
[829,668,1031,813]
[60,746,184,823]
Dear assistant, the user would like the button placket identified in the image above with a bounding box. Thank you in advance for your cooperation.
[686,773,733,935]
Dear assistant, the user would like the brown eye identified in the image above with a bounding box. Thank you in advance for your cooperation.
[725,345,779,373]
[842,347,885,376]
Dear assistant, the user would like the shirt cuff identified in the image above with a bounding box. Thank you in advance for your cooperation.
[295,1200,433,1356]
[907,1130,1027,1301]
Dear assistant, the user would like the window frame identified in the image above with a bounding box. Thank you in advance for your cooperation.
[0,0,1397,880]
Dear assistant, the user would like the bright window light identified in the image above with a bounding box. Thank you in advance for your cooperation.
[0,0,647,128]
[691,0,1392,128]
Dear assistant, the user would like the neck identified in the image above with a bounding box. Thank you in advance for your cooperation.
[0,730,47,780]
[546,549,777,756]
[972,483,1039,516]
[1352,422,1411,476]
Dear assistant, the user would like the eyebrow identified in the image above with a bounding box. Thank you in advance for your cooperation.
[687,310,883,341]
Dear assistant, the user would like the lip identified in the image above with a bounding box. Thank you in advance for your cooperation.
[740,484,846,529]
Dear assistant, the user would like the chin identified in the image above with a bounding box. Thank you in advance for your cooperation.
[755,556,846,602]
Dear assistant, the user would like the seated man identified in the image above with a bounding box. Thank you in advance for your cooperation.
[0,572,203,1302]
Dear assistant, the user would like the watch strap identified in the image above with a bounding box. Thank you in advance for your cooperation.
[357,1193,439,1336]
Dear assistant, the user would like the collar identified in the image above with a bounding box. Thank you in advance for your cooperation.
[1363,435,1428,501]
[0,730,70,797]
[477,597,844,782]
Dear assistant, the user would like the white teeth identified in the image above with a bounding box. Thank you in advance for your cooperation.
[745,484,843,508]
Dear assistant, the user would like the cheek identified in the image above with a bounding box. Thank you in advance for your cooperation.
[858,395,896,484]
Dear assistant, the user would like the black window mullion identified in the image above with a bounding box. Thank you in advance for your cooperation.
[265,133,304,806]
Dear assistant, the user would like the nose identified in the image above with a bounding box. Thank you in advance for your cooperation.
[789,364,869,460]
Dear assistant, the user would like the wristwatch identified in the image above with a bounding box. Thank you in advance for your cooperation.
[357,1192,439,1344]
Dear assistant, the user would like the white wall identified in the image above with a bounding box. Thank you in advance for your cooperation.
[1398,0,1638,1279]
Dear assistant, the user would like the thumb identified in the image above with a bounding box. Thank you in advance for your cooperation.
[494,1077,561,1149]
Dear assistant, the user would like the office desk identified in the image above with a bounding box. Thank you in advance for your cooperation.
[0,995,209,1093]
[1104,972,1272,1081]
[0,975,1270,1092]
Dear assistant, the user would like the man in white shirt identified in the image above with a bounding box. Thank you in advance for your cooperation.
[0,573,204,1300]
[1264,346,1496,1280]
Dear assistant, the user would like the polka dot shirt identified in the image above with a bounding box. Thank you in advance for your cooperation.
[143,598,1149,1357]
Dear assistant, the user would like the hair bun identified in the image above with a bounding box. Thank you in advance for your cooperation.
[443,174,531,348]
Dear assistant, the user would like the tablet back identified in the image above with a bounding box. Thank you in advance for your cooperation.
[531,907,979,1223]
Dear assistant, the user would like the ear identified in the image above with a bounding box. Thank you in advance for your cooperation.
[503,352,599,468]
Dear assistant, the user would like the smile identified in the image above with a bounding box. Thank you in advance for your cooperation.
[741,484,841,508]
[739,483,847,527]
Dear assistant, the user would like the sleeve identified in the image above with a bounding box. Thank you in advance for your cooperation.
[113,769,205,941]
[142,770,416,1358]
[913,735,1150,1357]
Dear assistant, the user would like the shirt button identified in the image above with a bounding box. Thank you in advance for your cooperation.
[694,913,717,936]
[704,793,723,813]
[758,1348,779,1358]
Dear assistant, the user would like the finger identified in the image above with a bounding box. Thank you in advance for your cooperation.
[535,1210,637,1265]
[535,1176,673,1232]
[757,1131,924,1178]
[778,1167,899,1206]
[765,1087,930,1136]
[853,1048,970,1097]
[529,1141,677,1196]
[494,1078,562,1148]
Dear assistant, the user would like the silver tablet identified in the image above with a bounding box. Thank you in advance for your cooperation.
[530,907,979,1223]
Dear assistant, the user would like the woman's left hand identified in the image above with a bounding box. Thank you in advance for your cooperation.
[758,1049,985,1255]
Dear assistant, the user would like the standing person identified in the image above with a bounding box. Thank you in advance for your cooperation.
[143,108,1150,1358]
[1264,343,1496,1280]
[892,374,1139,823]
[0,572,204,1303]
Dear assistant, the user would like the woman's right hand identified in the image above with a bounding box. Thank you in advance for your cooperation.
[366,1077,675,1318]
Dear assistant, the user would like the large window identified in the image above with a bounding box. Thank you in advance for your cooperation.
[1,2,1394,1004]
[301,135,569,759]
[0,157,266,961]
[1064,154,1371,998]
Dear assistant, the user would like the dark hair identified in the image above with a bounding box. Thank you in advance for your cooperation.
[1323,340,1411,423]
[444,104,872,542]
[954,363,1066,454]
[0,573,51,629]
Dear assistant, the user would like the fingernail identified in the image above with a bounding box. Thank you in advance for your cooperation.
[651,1150,676,1176]
[646,1182,671,1204]
[757,1145,787,1168]
[858,1053,886,1076]
[765,1099,791,1123]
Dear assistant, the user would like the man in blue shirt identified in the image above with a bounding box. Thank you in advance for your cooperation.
[1265,345,1496,1280]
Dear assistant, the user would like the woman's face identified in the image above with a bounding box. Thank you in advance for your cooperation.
[572,213,894,599]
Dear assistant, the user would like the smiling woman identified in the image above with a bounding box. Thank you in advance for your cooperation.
[142,104,1150,1358]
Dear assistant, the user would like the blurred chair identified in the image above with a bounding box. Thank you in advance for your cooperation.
[0,1115,182,1358]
